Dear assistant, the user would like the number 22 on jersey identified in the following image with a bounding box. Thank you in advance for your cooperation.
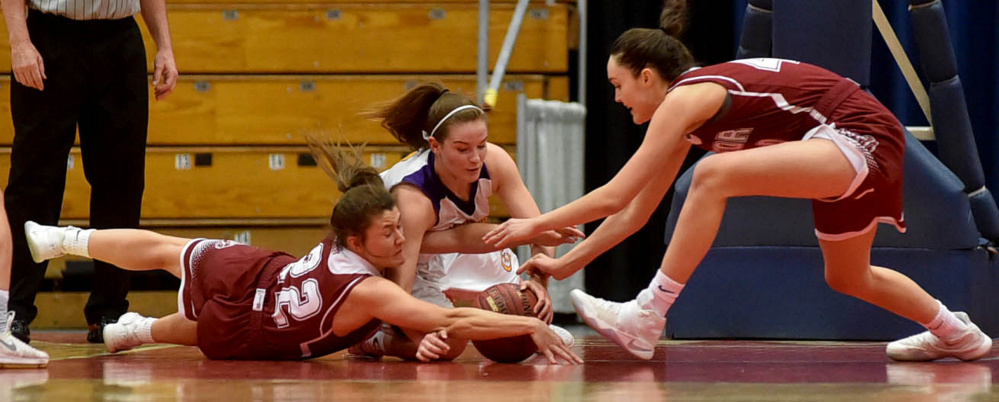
[272,244,324,328]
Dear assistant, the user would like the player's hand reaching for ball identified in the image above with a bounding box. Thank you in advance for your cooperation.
[416,329,451,362]
[518,254,580,281]
[531,321,583,365]
[520,280,554,324]
[483,218,542,249]
[528,226,586,247]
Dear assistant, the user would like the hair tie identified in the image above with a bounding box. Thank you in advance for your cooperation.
[659,26,670,35]
[422,104,483,141]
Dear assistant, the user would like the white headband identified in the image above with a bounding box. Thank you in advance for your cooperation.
[422,105,484,141]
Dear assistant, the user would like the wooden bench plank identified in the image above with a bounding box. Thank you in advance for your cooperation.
[0,75,569,146]
[140,4,567,73]
[165,1,573,5]
[0,4,569,73]
[0,146,514,219]
[34,291,178,329]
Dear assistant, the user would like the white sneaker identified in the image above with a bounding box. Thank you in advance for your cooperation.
[24,221,67,263]
[887,312,993,361]
[570,289,665,360]
[103,312,151,353]
[549,325,575,348]
[0,312,49,368]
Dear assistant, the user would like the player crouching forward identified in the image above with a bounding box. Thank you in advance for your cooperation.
[22,145,581,364]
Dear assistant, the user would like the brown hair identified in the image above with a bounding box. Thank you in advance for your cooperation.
[306,134,396,249]
[610,0,696,82]
[366,82,486,151]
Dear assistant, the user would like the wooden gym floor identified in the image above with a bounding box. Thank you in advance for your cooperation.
[3,326,997,401]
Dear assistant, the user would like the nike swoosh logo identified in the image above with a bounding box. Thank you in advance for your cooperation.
[657,285,675,294]
[0,336,18,352]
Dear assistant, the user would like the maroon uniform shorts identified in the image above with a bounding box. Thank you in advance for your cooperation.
[807,92,907,241]
[178,238,296,359]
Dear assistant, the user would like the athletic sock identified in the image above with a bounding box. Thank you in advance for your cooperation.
[0,290,8,330]
[135,317,157,344]
[924,300,969,341]
[638,270,685,318]
[63,227,95,258]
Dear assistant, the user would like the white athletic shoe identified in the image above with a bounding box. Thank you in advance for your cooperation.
[103,312,151,353]
[886,312,993,361]
[549,325,575,348]
[0,312,49,368]
[570,289,665,360]
[24,221,67,263]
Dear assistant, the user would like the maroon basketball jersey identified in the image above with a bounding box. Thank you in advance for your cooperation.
[258,234,382,359]
[670,58,902,156]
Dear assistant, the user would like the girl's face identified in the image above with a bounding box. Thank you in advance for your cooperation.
[607,55,664,125]
[349,207,405,269]
[430,119,489,184]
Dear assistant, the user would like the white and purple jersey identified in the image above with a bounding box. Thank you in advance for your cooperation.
[380,148,493,232]
[380,148,519,306]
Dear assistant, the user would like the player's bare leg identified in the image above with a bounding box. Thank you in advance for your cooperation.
[25,221,188,278]
[104,312,197,353]
[821,229,992,361]
[574,139,859,359]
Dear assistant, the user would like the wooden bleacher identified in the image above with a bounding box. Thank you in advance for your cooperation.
[0,0,573,328]
[0,75,568,145]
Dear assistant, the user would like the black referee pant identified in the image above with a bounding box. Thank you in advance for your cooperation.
[5,9,147,327]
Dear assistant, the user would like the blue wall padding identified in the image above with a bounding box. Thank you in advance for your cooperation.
[929,77,985,192]
[771,0,871,87]
[737,3,773,59]
[909,1,958,82]
[665,131,981,250]
[969,190,999,241]
[665,246,999,340]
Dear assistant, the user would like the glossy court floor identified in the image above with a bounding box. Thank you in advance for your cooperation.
[4,327,998,401]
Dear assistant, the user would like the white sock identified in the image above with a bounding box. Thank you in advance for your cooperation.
[135,317,157,344]
[638,270,685,317]
[63,227,95,258]
[0,290,8,330]
[924,300,968,340]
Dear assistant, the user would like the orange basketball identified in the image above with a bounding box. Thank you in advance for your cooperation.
[471,283,539,363]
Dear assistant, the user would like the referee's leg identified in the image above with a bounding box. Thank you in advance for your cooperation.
[6,14,84,339]
[77,20,148,337]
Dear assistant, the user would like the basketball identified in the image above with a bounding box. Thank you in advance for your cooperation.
[470,283,539,363]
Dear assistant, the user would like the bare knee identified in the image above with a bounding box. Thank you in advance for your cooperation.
[157,243,186,278]
[824,267,871,297]
[689,156,735,199]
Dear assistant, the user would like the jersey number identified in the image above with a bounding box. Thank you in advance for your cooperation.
[273,279,322,328]
[272,243,324,328]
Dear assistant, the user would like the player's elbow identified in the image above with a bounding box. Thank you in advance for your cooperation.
[594,192,629,217]
[628,206,657,234]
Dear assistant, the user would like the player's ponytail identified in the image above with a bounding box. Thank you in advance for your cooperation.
[306,134,395,249]
[658,0,687,37]
[367,82,486,151]
[610,0,695,82]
